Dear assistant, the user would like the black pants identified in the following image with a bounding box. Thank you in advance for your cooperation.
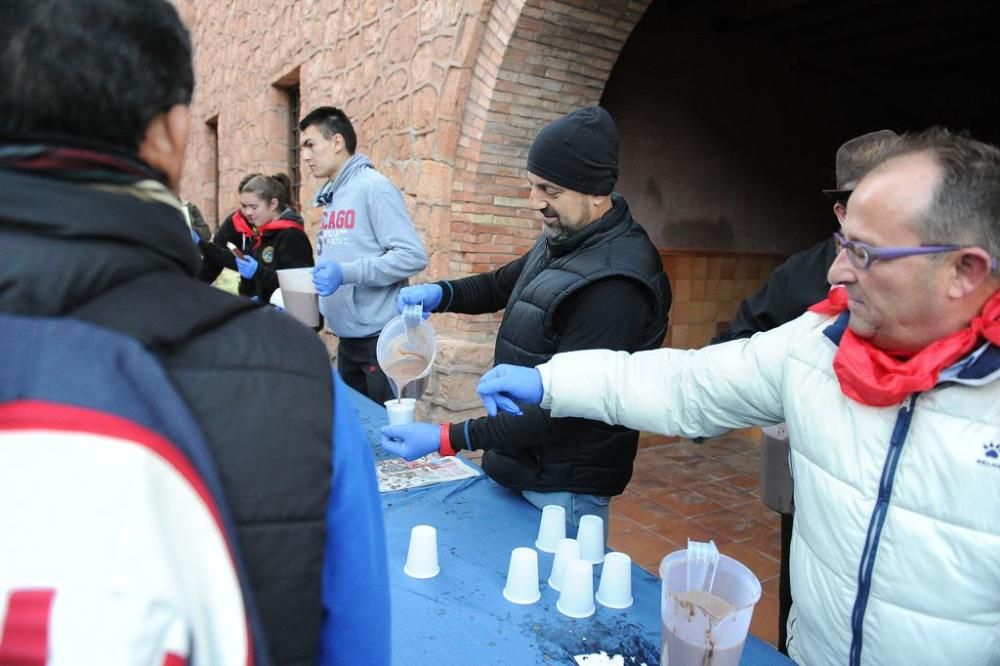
[337,334,394,404]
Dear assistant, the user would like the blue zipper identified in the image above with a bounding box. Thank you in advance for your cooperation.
[848,393,919,665]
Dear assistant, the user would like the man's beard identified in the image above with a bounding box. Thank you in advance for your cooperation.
[541,207,573,241]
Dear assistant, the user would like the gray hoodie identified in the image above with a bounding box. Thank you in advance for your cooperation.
[314,154,427,338]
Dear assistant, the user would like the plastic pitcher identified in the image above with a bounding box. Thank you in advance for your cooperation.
[276,268,319,327]
[659,549,761,666]
[376,313,436,400]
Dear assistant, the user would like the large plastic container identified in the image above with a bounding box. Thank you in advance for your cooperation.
[659,550,761,666]
[276,268,319,327]
[376,314,437,400]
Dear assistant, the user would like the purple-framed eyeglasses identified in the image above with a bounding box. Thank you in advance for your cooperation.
[833,231,965,270]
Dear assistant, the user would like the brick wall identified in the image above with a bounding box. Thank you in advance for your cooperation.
[179,0,788,421]
[661,250,785,349]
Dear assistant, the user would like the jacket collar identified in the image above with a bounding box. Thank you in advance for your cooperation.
[546,192,629,258]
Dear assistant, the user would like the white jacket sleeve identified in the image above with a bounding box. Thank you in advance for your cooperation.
[538,314,821,438]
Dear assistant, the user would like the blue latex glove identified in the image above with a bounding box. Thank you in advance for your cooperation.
[236,255,258,279]
[312,261,344,297]
[190,226,201,244]
[396,283,443,317]
[380,423,441,461]
[476,364,544,417]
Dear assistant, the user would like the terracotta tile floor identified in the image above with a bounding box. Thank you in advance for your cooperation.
[609,429,784,648]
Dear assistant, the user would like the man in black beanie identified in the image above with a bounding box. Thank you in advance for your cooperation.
[381,106,672,535]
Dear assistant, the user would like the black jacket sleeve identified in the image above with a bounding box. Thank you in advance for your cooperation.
[449,276,654,451]
[197,216,239,284]
[711,238,836,344]
[434,255,527,315]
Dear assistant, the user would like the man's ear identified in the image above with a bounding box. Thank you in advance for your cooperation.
[948,248,996,299]
[138,104,191,191]
[833,202,847,224]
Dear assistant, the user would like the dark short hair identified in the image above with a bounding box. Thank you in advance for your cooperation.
[0,0,194,152]
[299,106,357,154]
[882,128,1000,259]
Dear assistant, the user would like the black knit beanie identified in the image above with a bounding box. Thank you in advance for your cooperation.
[526,106,619,195]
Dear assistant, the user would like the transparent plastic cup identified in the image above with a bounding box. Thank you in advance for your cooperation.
[376,313,437,400]
[577,514,605,564]
[384,398,416,425]
[556,559,595,619]
[547,537,582,591]
[534,505,566,553]
[276,268,319,327]
[403,524,440,579]
[596,551,633,609]
[660,549,762,666]
[502,547,541,605]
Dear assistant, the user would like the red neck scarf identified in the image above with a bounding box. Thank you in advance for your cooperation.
[809,286,1000,406]
[229,210,302,250]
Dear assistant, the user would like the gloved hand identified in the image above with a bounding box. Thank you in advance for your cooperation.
[381,423,441,460]
[396,283,443,317]
[476,364,544,417]
[235,255,258,279]
[312,261,343,297]
[190,226,201,245]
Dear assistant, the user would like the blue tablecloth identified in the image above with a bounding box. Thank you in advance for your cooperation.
[347,388,795,666]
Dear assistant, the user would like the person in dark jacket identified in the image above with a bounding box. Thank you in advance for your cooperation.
[197,173,313,302]
[712,130,899,343]
[0,1,389,664]
[196,171,260,286]
[380,106,671,533]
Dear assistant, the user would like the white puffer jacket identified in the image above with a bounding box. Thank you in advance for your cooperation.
[539,311,1000,666]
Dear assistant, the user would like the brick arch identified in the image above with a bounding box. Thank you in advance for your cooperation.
[449,0,652,281]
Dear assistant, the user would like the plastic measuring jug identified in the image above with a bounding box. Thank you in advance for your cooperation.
[376,312,437,400]
[659,549,761,666]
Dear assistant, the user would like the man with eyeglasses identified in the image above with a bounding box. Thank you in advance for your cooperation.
[712,130,898,342]
[477,128,1000,665]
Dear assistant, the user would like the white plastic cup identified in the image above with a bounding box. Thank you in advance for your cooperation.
[596,551,633,609]
[577,514,606,564]
[502,547,541,605]
[548,537,582,592]
[556,559,595,619]
[276,268,319,327]
[535,504,566,553]
[659,550,762,666]
[384,398,417,426]
[403,524,440,579]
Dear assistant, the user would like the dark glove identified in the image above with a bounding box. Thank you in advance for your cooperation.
[476,364,544,416]
[396,283,442,317]
[236,255,258,279]
[312,261,344,297]
[381,423,441,460]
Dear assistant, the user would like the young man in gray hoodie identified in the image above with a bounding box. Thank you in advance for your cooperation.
[301,106,428,403]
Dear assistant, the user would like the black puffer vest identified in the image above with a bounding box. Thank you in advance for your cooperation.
[0,167,331,666]
[483,195,670,495]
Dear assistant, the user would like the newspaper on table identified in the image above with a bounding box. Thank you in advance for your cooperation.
[376,452,480,493]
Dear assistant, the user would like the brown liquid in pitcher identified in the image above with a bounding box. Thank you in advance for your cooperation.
[661,590,743,666]
[383,353,430,399]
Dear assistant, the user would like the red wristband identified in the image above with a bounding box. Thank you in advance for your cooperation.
[439,423,456,457]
